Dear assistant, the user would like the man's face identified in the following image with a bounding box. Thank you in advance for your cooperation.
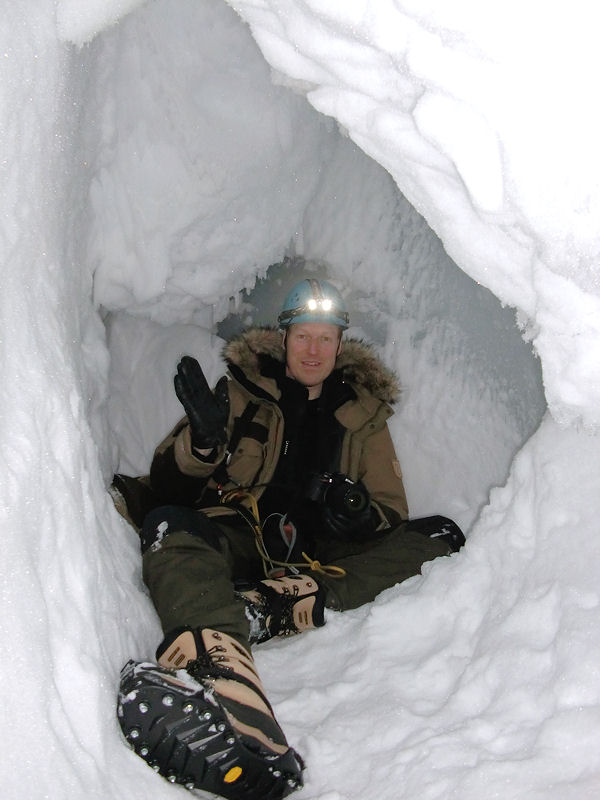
[284,322,342,399]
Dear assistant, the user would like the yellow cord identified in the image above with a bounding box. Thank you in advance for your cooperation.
[219,489,346,579]
[300,553,347,578]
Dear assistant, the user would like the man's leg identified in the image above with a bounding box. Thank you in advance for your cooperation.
[141,505,262,647]
[118,505,304,798]
[230,522,454,643]
[314,523,452,611]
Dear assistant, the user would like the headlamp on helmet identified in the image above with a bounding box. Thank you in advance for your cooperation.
[278,279,349,329]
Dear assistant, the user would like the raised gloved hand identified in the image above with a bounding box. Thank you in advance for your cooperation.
[174,356,229,450]
[318,473,376,540]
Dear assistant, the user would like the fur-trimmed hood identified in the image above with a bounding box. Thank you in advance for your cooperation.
[222,326,400,404]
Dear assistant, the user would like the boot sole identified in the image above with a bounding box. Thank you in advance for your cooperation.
[117,660,304,800]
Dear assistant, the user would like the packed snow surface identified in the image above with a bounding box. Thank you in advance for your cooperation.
[1,0,600,798]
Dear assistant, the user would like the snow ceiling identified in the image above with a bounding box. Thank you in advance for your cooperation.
[60,0,600,430]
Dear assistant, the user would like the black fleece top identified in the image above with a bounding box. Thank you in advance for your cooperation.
[257,356,354,561]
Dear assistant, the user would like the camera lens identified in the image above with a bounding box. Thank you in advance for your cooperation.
[343,487,368,513]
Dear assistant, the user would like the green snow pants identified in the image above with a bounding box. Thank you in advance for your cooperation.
[141,505,451,649]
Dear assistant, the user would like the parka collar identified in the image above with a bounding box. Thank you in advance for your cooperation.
[222,326,400,404]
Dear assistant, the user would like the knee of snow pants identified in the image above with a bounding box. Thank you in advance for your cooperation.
[140,505,225,554]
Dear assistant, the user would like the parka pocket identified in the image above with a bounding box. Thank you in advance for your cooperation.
[225,433,267,488]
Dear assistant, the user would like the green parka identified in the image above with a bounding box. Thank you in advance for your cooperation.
[150,327,409,530]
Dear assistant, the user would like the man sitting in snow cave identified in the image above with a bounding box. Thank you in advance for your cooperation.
[115,278,465,800]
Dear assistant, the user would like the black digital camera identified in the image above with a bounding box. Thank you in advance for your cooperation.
[305,471,370,517]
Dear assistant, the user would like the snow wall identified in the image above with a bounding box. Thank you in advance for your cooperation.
[2,1,600,798]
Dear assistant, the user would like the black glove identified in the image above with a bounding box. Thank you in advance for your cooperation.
[319,474,376,540]
[174,356,229,450]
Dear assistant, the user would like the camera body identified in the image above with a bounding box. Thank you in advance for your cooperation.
[305,471,370,518]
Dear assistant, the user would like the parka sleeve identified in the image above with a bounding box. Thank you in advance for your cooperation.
[149,417,228,506]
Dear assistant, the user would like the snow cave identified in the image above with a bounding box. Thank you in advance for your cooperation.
[3,1,600,798]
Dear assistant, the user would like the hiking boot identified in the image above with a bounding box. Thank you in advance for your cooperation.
[236,574,326,645]
[117,628,303,799]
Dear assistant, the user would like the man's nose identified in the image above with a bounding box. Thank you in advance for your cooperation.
[307,337,319,354]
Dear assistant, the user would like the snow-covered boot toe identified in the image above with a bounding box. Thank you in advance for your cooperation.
[236,574,326,645]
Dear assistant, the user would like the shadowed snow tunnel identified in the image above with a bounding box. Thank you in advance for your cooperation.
[3,1,600,798]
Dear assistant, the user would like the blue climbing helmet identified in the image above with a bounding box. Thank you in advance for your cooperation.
[277,278,349,330]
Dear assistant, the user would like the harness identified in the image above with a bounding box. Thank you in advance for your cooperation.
[210,401,262,490]
[209,399,346,579]
[220,487,346,580]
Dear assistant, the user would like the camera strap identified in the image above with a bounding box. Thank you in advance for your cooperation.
[219,488,346,580]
